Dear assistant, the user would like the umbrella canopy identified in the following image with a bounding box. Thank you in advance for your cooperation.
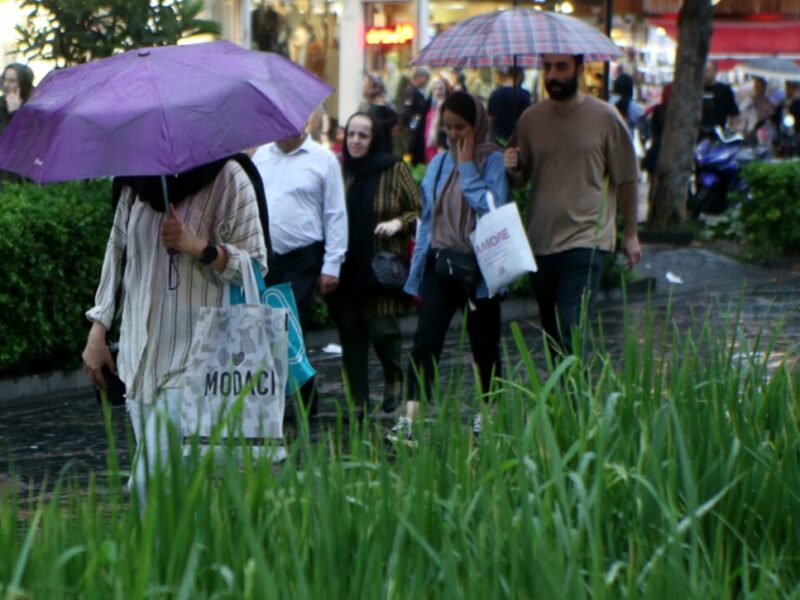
[740,57,800,81]
[411,9,622,69]
[0,40,333,183]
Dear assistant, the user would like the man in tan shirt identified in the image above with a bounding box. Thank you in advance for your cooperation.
[504,53,641,355]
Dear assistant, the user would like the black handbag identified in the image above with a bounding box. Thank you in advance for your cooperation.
[371,251,409,291]
[434,248,480,288]
[94,341,126,406]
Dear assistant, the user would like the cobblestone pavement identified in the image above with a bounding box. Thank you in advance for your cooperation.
[2,244,799,495]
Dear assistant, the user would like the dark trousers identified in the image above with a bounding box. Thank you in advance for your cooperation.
[335,315,403,410]
[529,248,607,356]
[265,242,324,415]
[408,259,502,402]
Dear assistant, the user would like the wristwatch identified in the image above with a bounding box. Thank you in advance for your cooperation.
[199,242,219,265]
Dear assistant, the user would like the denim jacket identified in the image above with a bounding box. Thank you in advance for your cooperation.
[404,149,509,299]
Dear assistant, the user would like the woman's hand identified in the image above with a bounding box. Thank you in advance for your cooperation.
[82,322,114,389]
[161,203,203,256]
[374,218,403,237]
[455,127,475,164]
[5,90,21,113]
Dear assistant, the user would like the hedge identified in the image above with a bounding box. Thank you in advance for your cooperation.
[0,180,112,378]
[738,160,800,259]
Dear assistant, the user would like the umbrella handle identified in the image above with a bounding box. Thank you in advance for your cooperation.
[161,175,180,292]
[161,176,170,213]
[161,175,177,255]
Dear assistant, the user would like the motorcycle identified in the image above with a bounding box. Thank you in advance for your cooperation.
[773,113,800,158]
[687,127,766,217]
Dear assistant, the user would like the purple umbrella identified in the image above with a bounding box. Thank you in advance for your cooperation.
[0,40,333,183]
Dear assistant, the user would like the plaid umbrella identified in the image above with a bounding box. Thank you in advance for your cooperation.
[411,9,622,68]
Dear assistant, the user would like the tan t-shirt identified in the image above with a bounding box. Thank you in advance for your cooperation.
[510,95,638,255]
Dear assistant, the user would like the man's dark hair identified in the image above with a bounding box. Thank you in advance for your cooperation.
[574,54,584,68]
[441,91,476,126]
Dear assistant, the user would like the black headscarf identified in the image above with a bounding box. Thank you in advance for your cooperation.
[112,153,273,260]
[341,112,398,290]
[114,158,229,213]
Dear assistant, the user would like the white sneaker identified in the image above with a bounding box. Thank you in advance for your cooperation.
[472,413,482,437]
[387,415,415,445]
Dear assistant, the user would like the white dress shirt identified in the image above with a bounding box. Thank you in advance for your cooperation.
[86,162,267,405]
[252,136,347,278]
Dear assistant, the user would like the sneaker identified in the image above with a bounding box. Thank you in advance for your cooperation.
[472,413,483,437]
[387,415,415,445]
[380,395,400,416]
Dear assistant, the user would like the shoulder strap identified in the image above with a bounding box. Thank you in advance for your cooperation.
[432,154,446,201]
[230,153,274,266]
[109,181,130,321]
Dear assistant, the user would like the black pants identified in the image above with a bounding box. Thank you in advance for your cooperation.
[265,242,325,415]
[334,315,403,410]
[529,248,607,356]
[407,259,501,402]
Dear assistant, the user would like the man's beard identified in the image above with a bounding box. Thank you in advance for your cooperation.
[545,73,579,101]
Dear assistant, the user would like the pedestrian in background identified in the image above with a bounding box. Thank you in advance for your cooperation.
[700,60,739,137]
[0,62,35,187]
[505,53,641,357]
[487,66,531,144]
[252,130,348,419]
[0,62,34,133]
[423,78,450,164]
[610,69,643,134]
[641,82,671,179]
[400,67,431,165]
[390,91,509,442]
[328,112,421,415]
[359,73,398,155]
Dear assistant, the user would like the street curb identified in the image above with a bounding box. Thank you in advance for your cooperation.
[1,285,662,408]
[0,296,539,408]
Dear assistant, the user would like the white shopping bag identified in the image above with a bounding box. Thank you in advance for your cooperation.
[470,191,537,298]
[182,256,289,455]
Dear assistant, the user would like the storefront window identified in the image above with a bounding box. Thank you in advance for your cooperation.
[251,0,340,121]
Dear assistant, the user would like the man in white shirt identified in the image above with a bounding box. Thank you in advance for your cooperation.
[252,132,347,417]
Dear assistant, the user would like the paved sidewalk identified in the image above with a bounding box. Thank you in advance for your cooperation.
[1,242,799,495]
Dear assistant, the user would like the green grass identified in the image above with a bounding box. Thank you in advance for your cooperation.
[1,301,799,599]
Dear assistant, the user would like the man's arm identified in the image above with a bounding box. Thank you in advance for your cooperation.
[319,152,348,294]
[503,147,528,188]
[617,181,641,270]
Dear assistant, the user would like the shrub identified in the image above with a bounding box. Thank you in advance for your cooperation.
[0,180,112,377]
[737,160,800,260]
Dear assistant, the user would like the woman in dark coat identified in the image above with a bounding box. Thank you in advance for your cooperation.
[328,112,421,414]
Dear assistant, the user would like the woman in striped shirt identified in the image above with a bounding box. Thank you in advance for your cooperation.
[82,157,268,502]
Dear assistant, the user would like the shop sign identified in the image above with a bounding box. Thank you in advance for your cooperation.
[366,23,415,46]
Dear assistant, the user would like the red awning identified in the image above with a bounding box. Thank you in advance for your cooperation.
[650,17,800,70]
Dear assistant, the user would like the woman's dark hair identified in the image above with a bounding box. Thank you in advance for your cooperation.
[3,63,35,102]
[440,91,476,126]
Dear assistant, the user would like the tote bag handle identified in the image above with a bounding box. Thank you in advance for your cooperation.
[222,252,261,307]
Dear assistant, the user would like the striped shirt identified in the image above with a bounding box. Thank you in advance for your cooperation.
[86,161,268,405]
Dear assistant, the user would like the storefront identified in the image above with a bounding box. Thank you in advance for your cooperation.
[238,0,680,132]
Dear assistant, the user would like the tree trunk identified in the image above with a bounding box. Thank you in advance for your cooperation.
[647,0,714,230]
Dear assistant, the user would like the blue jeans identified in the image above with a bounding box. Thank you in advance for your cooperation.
[529,248,608,356]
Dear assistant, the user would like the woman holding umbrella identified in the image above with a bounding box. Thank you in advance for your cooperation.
[328,112,421,415]
[390,91,509,442]
[82,157,269,504]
